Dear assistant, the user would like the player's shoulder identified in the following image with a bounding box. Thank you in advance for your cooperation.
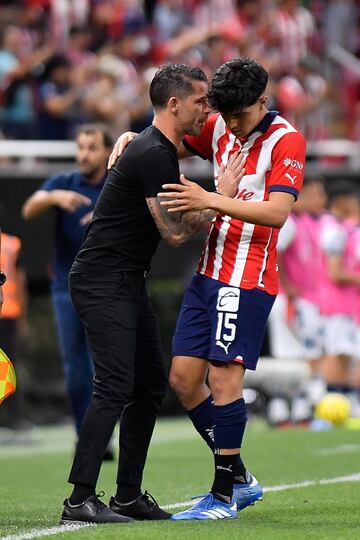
[269,115,306,156]
[270,114,304,139]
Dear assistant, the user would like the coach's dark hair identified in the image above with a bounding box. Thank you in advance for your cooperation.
[149,64,207,109]
[208,57,268,114]
[76,123,113,149]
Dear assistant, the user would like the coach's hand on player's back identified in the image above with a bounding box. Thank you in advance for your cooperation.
[107,131,139,169]
[51,190,92,213]
[217,151,246,198]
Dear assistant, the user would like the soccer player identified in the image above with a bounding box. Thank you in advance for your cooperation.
[22,125,113,448]
[157,57,306,520]
[59,64,219,524]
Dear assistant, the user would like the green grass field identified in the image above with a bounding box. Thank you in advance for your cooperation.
[0,417,359,540]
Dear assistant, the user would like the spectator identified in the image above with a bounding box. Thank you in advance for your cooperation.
[0,25,51,139]
[270,0,317,73]
[37,54,86,140]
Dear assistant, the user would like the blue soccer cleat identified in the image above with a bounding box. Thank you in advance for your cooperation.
[171,493,237,521]
[233,474,263,511]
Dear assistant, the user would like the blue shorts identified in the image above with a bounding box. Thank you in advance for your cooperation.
[172,273,276,370]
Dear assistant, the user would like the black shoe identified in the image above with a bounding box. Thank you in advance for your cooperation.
[60,492,133,525]
[110,491,172,520]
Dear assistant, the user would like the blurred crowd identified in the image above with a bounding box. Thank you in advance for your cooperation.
[1,0,360,142]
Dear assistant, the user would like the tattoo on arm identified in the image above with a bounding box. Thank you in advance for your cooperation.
[146,198,215,243]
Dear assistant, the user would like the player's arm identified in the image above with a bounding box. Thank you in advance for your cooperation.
[22,189,91,219]
[159,182,294,228]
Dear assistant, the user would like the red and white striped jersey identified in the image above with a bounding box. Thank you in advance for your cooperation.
[183,111,306,294]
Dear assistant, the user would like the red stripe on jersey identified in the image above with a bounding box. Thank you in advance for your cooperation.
[218,219,245,283]
[244,124,285,175]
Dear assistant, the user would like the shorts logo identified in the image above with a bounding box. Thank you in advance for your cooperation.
[215,287,240,354]
[216,287,240,312]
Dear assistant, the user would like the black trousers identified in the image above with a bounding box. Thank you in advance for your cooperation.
[68,270,167,488]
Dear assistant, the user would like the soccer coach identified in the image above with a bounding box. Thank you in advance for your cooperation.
[60,64,211,524]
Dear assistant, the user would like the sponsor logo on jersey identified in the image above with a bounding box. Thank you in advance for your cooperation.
[237,188,255,200]
[283,158,304,171]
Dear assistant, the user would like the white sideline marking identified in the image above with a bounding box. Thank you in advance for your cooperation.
[315,444,360,455]
[1,523,94,540]
[3,473,360,540]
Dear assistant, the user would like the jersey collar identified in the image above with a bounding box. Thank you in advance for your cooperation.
[238,110,279,143]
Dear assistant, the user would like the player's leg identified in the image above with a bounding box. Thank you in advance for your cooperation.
[52,286,94,434]
[170,355,213,447]
[171,283,275,520]
[170,275,253,481]
[170,274,216,450]
[111,286,170,520]
[208,361,247,505]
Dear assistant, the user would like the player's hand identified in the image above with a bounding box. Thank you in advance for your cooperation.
[107,131,139,169]
[217,151,246,198]
[159,175,213,213]
[51,190,92,212]
[79,210,94,226]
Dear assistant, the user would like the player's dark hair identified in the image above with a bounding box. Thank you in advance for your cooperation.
[149,64,207,109]
[76,123,113,149]
[208,57,268,114]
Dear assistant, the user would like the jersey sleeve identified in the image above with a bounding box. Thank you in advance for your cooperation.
[135,146,180,197]
[182,113,219,162]
[268,131,306,200]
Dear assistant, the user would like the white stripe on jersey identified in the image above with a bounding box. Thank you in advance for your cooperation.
[212,217,231,280]
[212,116,228,181]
